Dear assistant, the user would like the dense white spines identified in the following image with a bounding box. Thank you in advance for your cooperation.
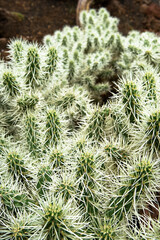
[0,7,160,239]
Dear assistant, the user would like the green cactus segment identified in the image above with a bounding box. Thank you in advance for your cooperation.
[87,107,110,141]
[25,114,40,155]
[77,152,95,180]
[142,72,157,101]
[44,47,58,79]
[67,60,75,82]
[3,72,20,96]
[7,152,28,181]
[106,159,153,221]
[37,166,52,197]
[55,92,76,110]
[62,35,68,47]
[94,219,116,240]
[0,186,30,210]
[0,212,36,240]
[11,40,23,63]
[1,7,160,239]
[45,110,61,147]
[76,139,86,152]
[143,50,154,64]
[55,177,75,202]
[17,94,39,111]
[41,199,83,239]
[99,225,116,240]
[3,223,31,240]
[105,144,129,163]
[25,46,40,88]
[62,49,69,64]
[49,149,65,169]
[122,81,141,123]
[76,153,98,214]
[110,110,129,140]
[145,111,160,151]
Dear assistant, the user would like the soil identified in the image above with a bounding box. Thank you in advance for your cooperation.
[0,0,160,59]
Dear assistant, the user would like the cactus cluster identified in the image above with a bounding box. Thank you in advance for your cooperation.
[1,7,160,239]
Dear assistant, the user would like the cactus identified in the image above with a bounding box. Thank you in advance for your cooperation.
[0,184,31,211]
[6,152,29,182]
[106,158,155,222]
[0,7,160,239]
[8,39,24,63]
[0,211,37,239]
[142,72,157,101]
[37,165,52,197]
[44,46,57,80]
[121,80,141,123]
[24,113,40,156]
[86,105,110,142]
[25,45,40,88]
[17,93,39,112]
[45,109,61,148]
[2,72,20,97]
[49,148,65,169]
[37,196,87,239]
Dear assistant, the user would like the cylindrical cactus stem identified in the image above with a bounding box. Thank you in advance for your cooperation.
[25,113,40,156]
[54,173,76,202]
[67,60,75,82]
[45,109,61,148]
[142,72,157,101]
[106,158,155,222]
[44,46,58,80]
[49,149,65,169]
[37,197,86,239]
[134,109,160,155]
[8,39,24,63]
[93,217,117,240]
[110,108,130,140]
[62,49,69,65]
[104,143,129,164]
[145,110,160,152]
[43,34,53,46]
[17,93,39,112]
[76,152,99,216]
[25,46,40,88]
[0,185,31,211]
[86,105,110,142]
[122,80,141,123]
[0,211,36,239]
[2,72,20,97]
[36,165,52,197]
[6,152,30,183]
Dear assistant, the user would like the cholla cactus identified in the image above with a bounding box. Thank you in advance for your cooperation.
[1,6,160,239]
[49,148,65,169]
[0,211,37,239]
[45,109,62,148]
[36,165,52,197]
[24,113,40,156]
[43,46,57,80]
[8,38,24,63]
[2,71,20,97]
[85,105,110,142]
[106,157,159,223]
[25,45,41,88]
[35,196,88,239]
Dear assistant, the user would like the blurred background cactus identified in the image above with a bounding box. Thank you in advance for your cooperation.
[0,7,160,240]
